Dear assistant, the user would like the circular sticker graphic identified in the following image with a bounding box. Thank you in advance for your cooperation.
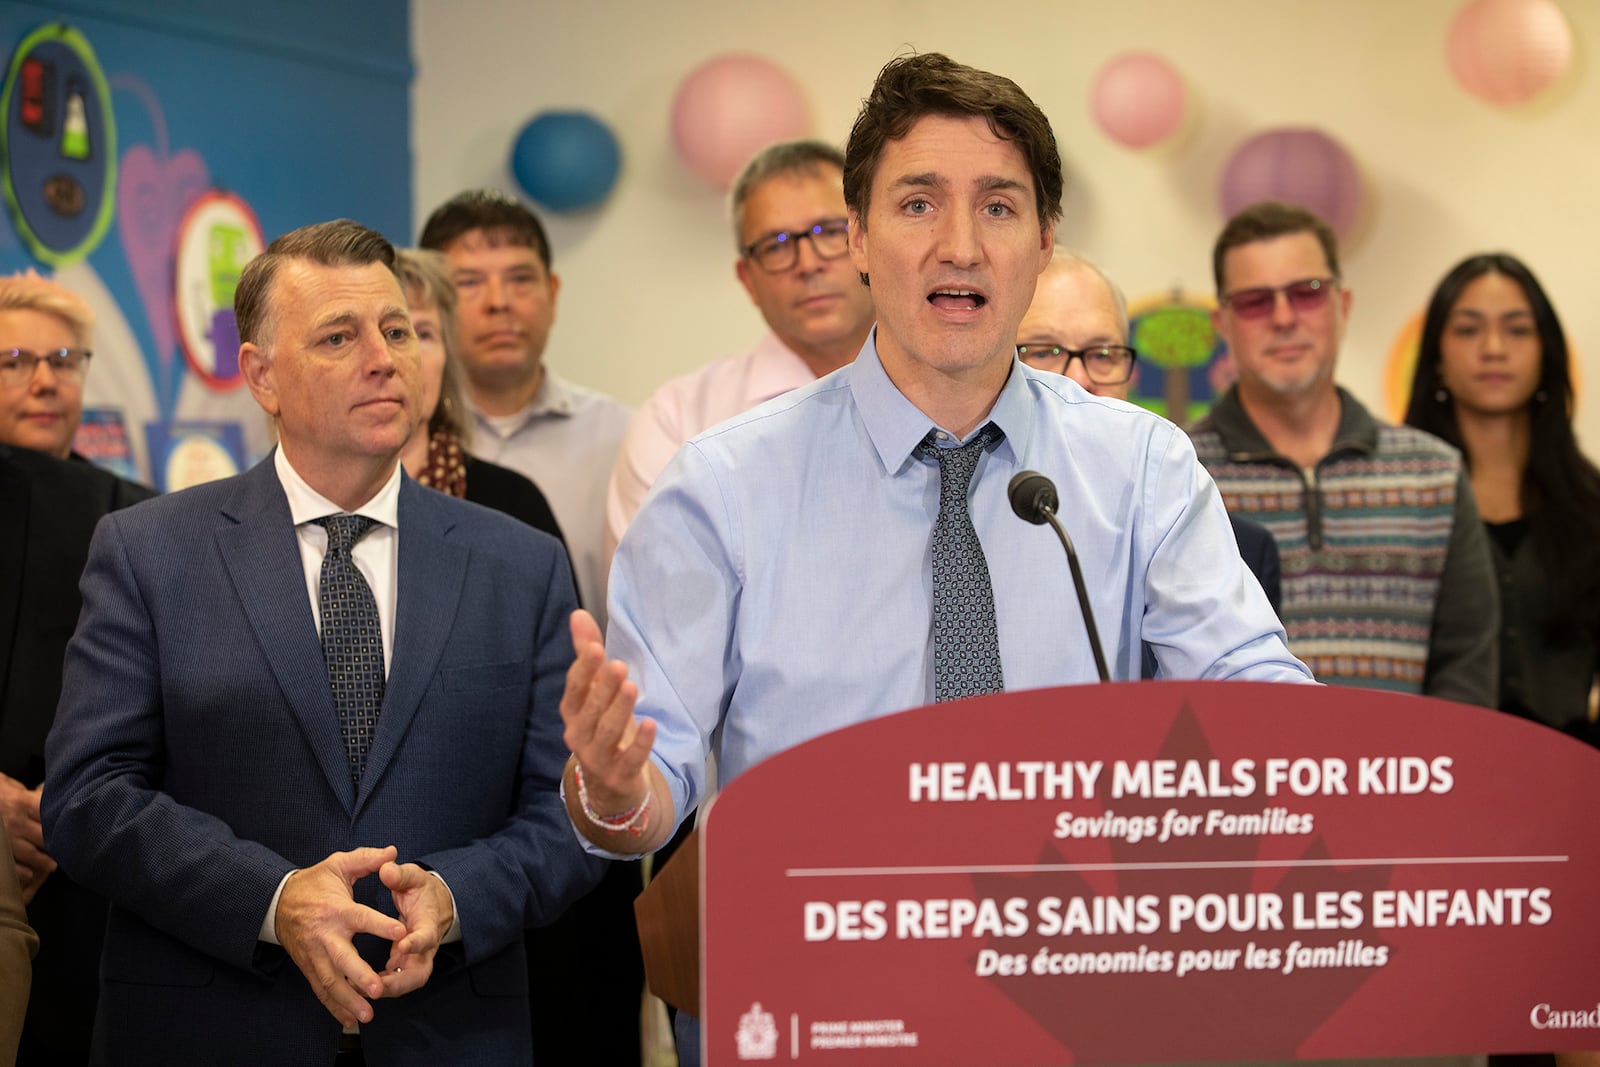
[174,190,263,390]
[1,23,117,265]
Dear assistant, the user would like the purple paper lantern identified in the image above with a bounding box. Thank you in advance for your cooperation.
[1219,128,1363,239]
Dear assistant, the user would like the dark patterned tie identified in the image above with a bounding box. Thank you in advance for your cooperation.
[917,422,1005,702]
[313,514,384,784]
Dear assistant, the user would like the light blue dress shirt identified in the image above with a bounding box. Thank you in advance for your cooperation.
[607,332,1313,835]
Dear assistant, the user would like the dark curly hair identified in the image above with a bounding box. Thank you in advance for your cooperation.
[843,52,1063,234]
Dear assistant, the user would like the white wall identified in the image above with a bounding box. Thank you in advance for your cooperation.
[413,0,1600,442]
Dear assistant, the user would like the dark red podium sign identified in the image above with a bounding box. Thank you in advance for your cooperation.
[700,682,1600,1065]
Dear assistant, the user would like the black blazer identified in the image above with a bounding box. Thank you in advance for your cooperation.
[0,445,153,1062]
[0,445,154,785]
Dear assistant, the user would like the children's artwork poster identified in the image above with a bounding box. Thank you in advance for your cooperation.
[175,190,263,391]
[0,22,116,266]
[1127,291,1231,430]
[145,419,245,493]
[0,6,410,488]
[73,406,138,481]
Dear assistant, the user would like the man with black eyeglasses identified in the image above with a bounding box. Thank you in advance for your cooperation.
[605,140,876,553]
[1189,200,1497,705]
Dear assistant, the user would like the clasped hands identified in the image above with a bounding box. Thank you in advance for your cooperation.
[275,845,453,1028]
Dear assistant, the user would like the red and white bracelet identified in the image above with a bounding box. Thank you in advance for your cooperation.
[573,762,653,837]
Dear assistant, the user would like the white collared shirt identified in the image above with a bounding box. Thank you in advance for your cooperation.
[261,450,470,955]
[274,448,401,674]
[466,367,631,632]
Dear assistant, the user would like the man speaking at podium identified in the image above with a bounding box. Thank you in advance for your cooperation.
[561,53,1312,863]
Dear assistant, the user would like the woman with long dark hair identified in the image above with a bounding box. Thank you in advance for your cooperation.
[1410,254,1600,1067]
[1405,253,1600,746]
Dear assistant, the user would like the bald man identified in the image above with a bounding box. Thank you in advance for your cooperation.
[1017,252,1282,623]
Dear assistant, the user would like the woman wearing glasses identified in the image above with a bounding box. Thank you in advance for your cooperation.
[1404,254,1600,753]
[0,270,95,459]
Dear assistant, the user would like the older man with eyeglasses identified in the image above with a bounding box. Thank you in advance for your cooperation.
[604,140,876,556]
[1018,251,1283,629]
[1188,200,1498,705]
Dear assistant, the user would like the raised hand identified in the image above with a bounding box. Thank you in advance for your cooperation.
[559,610,672,851]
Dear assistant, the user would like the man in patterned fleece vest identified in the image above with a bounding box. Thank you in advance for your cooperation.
[1188,201,1497,705]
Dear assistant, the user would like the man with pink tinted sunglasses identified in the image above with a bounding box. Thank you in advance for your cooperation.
[1188,200,1497,705]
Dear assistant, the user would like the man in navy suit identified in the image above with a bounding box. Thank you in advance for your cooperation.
[43,220,601,1065]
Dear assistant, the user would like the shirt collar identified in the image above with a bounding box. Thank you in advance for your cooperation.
[274,447,402,529]
[1207,384,1379,460]
[848,328,1031,473]
[749,332,822,400]
[468,366,575,437]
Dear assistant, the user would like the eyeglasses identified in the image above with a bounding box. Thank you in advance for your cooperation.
[1016,343,1137,385]
[741,218,850,273]
[0,347,92,386]
[1218,277,1338,320]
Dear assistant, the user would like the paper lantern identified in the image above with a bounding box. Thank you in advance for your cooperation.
[1447,0,1572,107]
[1090,52,1187,149]
[671,54,809,190]
[510,111,621,213]
[1219,128,1363,239]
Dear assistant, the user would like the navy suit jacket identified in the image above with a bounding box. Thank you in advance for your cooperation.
[42,457,603,1066]
[1229,513,1282,615]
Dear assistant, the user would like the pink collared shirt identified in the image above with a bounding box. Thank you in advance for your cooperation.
[605,333,820,558]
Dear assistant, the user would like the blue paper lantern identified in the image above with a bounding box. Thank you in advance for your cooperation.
[510,111,621,213]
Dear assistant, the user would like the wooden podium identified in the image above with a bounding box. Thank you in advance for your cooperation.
[634,825,701,1015]
[632,681,1600,1066]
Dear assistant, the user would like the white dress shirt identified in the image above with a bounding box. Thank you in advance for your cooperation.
[259,450,459,952]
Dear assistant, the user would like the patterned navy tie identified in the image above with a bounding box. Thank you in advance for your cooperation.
[313,514,384,784]
[917,422,1005,702]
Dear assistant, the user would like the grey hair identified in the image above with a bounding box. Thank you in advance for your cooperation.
[727,139,847,248]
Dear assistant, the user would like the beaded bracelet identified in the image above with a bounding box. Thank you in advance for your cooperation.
[573,762,653,836]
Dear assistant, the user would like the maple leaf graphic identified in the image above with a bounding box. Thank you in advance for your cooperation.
[970,703,1393,1065]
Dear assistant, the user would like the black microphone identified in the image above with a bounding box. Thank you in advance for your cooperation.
[1007,470,1110,682]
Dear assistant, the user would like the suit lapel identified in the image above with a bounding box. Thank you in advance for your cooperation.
[216,459,357,812]
[355,479,466,812]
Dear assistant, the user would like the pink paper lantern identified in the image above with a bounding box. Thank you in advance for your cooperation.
[1090,52,1187,149]
[671,54,811,190]
[1447,0,1572,107]
[1219,128,1364,240]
